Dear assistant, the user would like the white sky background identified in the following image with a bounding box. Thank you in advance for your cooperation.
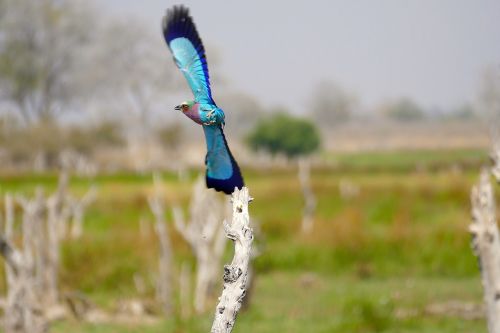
[100,0,500,114]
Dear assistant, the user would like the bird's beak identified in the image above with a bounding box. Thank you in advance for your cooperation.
[174,105,181,111]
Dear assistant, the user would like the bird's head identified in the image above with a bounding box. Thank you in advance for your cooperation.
[174,100,195,113]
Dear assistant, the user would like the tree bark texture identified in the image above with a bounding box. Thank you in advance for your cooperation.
[470,168,500,333]
[211,187,253,333]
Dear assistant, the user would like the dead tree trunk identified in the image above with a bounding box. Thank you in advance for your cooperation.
[173,177,227,314]
[148,173,173,315]
[211,187,253,333]
[44,171,72,306]
[1,194,47,333]
[299,158,316,233]
[68,186,97,239]
[17,189,49,306]
[1,171,94,331]
[470,167,500,333]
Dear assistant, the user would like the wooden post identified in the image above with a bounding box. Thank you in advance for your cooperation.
[470,167,500,333]
[299,158,316,233]
[148,173,173,315]
[211,187,253,333]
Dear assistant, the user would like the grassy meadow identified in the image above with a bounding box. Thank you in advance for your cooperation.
[0,148,491,332]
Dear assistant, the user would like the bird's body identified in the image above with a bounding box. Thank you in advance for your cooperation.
[162,6,244,194]
[181,102,224,126]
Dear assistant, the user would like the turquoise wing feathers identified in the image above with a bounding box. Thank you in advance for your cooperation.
[162,6,214,104]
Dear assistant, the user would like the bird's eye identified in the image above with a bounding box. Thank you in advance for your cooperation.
[182,104,189,111]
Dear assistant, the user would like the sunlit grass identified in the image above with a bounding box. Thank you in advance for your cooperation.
[0,148,490,332]
[50,273,485,333]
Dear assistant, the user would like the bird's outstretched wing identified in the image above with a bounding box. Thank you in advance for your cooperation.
[162,6,214,104]
[203,125,244,194]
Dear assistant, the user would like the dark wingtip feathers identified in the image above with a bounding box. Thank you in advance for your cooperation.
[206,167,244,195]
[162,5,203,50]
[162,5,188,36]
[206,154,245,195]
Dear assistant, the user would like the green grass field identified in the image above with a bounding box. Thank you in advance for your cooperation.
[0,148,491,332]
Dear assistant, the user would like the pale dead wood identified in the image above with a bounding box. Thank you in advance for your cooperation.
[148,173,173,315]
[172,177,227,313]
[2,192,47,333]
[1,170,95,332]
[68,186,97,239]
[470,167,500,333]
[211,187,253,333]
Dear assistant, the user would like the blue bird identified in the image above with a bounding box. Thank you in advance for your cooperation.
[162,6,244,195]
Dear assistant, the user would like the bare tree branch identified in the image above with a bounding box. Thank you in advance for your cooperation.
[172,177,227,313]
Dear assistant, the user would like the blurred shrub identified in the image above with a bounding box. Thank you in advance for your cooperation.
[155,122,184,150]
[438,103,477,121]
[309,80,357,127]
[0,120,124,167]
[340,297,394,332]
[378,98,426,122]
[246,112,321,158]
[217,92,266,138]
[0,0,96,123]
[60,122,125,154]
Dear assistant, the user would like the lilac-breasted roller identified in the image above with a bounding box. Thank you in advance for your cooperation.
[162,5,244,195]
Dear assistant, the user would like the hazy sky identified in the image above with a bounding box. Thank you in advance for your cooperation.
[101,0,500,113]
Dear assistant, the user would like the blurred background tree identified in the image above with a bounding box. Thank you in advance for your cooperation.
[442,103,476,121]
[308,80,358,129]
[246,111,320,159]
[218,92,266,138]
[0,0,5,19]
[247,111,321,232]
[84,17,179,132]
[378,98,426,122]
[0,120,124,168]
[0,0,184,171]
[0,0,95,124]
[156,123,184,151]
[477,66,500,145]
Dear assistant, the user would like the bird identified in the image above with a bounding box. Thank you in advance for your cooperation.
[162,5,244,195]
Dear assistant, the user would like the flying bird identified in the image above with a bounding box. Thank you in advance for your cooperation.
[162,5,244,195]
